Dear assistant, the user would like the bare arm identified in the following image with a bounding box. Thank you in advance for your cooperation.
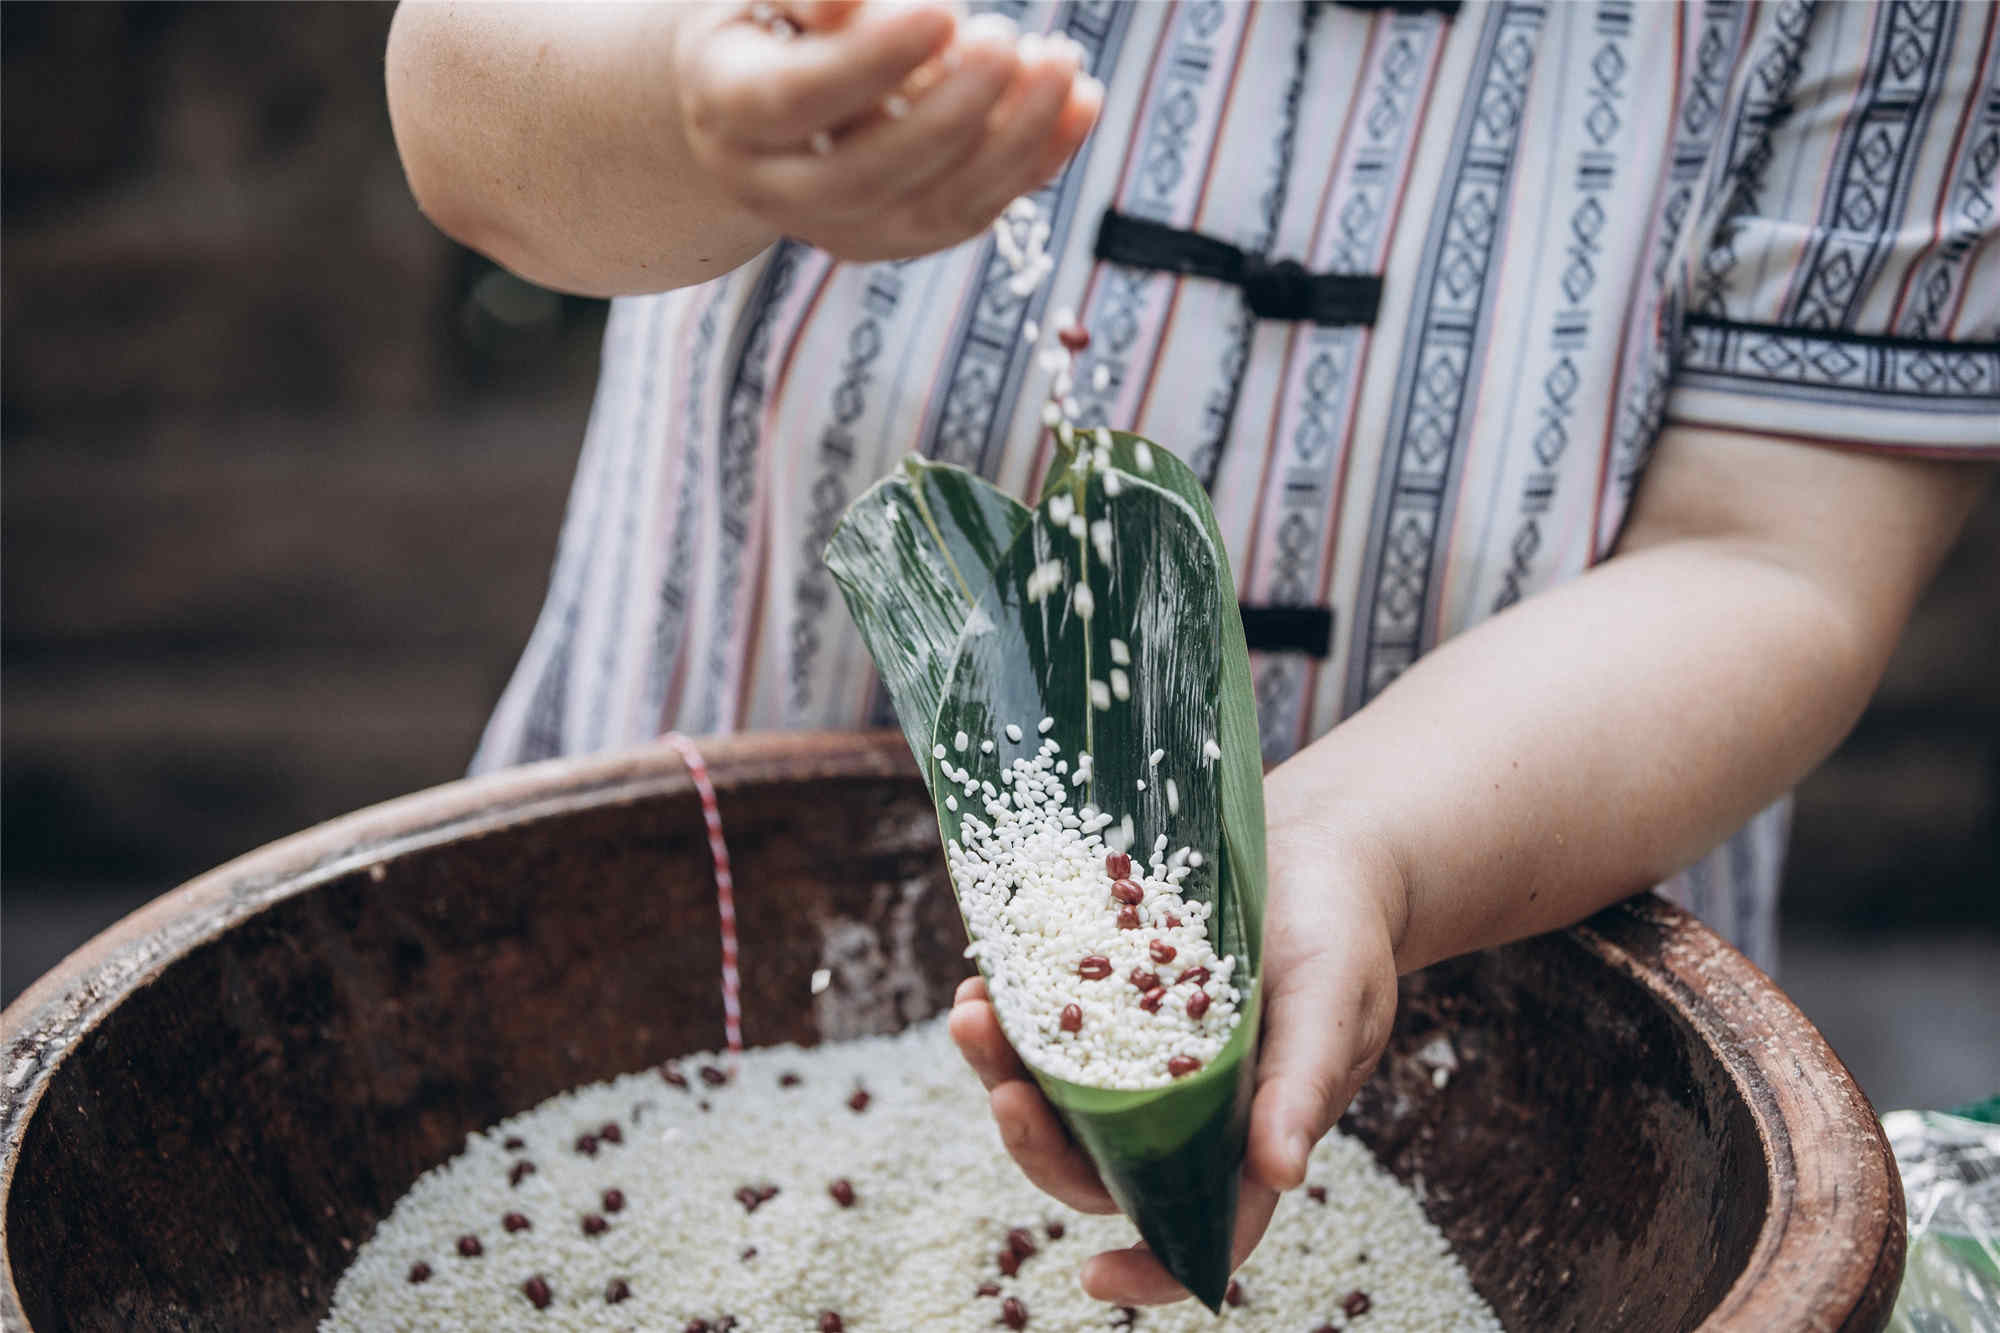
[385,2,1101,296]
[1268,427,1990,975]
[954,423,1990,1304]
[387,3,774,293]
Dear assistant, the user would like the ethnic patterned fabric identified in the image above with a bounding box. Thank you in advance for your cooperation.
[474,1,2000,972]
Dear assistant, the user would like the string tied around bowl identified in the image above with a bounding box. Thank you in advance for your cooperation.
[663,733,742,1064]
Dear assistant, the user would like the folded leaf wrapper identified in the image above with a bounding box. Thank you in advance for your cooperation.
[825,438,1266,1311]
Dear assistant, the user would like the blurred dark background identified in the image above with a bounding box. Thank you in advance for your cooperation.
[4,5,1995,1108]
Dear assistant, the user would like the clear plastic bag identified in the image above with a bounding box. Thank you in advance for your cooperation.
[1885,1099,2000,1333]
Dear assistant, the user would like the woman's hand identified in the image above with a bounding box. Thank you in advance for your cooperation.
[948,809,1406,1305]
[673,1,1104,263]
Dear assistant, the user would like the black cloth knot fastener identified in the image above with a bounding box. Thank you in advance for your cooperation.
[1239,603,1335,657]
[1240,255,1315,322]
[1094,210,1382,328]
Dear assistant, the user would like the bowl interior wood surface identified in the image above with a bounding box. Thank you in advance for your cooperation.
[1,733,1903,1331]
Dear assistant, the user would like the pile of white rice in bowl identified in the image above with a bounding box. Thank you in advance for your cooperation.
[323,1020,1502,1331]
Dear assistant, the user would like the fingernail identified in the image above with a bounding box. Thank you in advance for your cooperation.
[1077,73,1106,106]
[1288,1131,1310,1178]
[1017,31,1044,62]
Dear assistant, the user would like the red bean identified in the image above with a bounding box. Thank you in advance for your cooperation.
[1110,879,1144,905]
[598,1122,622,1144]
[1149,940,1176,964]
[602,1188,625,1213]
[1077,956,1112,980]
[509,1161,536,1187]
[1129,969,1161,992]
[661,1066,690,1089]
[406,1261,432,1284]
[1139,989,1165,1013]
[818,1313,845,1333]
[685,1321,709,1333]
[1313,1325,1338,1333]
[830,1178,857,1207]
[605,1278,631,1304]
[977,1281,1002,1297]
[1307,1185,1327,1204]
[1060,1003,1083,1033]
[699,1064,730,1086]
[1343,1289,1373,1317]
[848,1087,872,1112]
[1164,913,1182,928]
[1002,1294,1031,1328]
[1007,1226,1037,1260]
[998,1247,1022,1277]
[1058,324,1091,352]
[581,1213,608,1236]
[1046,1221,1065,1240]
[502,1212,531,1233]
[1116,905,1142,929]
[456,1234,482,1257]
[1167,1055,1201,1078]
[740,1246,758,1261]
[1176,965,1210,987]
[522,1274,552,1309]
[503,1136,525,1151]
[779,1071,803,1087]
[1187,990,1211,1019]
[1225,1279,1244,1307]
[1105,851,1132,879]
[574,1133,599,1156]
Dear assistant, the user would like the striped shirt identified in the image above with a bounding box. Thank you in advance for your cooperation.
[474,0,2000,975]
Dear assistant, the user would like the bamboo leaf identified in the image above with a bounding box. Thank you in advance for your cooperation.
[1042,433,1265,974]
[823,457,1032,791]
[827,435,1266,1311]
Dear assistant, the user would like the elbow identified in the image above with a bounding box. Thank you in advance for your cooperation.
[385,7,495,255]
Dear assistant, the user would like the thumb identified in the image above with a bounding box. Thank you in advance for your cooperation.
[1245,940,1396,1192]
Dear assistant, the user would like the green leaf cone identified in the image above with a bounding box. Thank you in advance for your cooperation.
[825,438,1266,1313]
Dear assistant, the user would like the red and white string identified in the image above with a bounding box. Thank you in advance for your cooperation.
[663,732,742,1061]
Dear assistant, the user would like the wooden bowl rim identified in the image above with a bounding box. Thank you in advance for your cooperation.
[0,731,1902,1331]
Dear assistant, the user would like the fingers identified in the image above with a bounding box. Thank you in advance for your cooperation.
[988,1080,1119,1214]
[743,14,1021,219]
[947,981,1027,1090]
[1080,1180,1282,1305]
[1244,935,1397,1192]
[904,33,1099,237]
[950,984,1118,1215]
[686,2,959,148]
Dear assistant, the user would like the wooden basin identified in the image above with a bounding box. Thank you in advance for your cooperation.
[0,732,1903,1330]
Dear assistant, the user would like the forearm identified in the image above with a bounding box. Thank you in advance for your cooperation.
[1267,429,1988,974]
[1267,541,1875,972]
[386,3,773,295]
